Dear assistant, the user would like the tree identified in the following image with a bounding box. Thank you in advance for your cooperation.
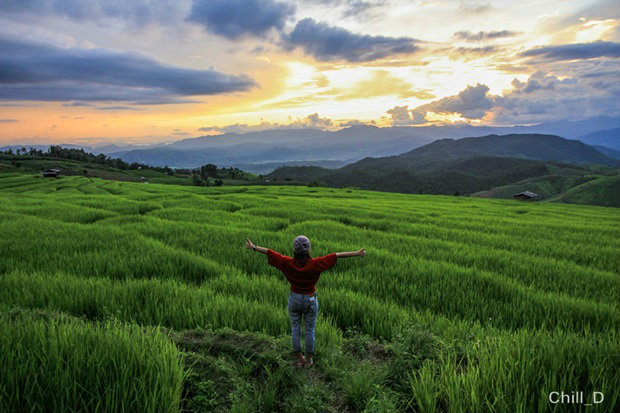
[200,164,218,180]
[192,174,204,186]
[215,179,223,186]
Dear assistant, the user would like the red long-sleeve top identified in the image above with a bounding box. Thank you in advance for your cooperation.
[267,249,337,295]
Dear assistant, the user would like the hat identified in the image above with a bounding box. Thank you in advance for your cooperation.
[293,235,311,254]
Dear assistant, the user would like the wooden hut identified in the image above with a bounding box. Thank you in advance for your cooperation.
[41,169,60,178]
[513,191,539,200]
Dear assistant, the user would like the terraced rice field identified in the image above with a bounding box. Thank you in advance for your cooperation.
[0,172,618,413]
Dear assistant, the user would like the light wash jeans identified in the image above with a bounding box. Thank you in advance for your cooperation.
[288,291,318,353]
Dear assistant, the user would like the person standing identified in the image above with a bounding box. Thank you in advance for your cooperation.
[245,235,365,367]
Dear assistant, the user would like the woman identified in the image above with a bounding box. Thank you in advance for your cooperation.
[245,235,366,368]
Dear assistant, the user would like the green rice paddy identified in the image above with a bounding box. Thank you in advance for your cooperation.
[0,172,618,412]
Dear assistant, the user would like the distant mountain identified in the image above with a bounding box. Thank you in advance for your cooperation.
[577,128,620,151]
[395,133,617,166]
[110,125,436,168]
[106,118,620,171]
[268,134,618,196]
[593,145,620,160]
[5,117,618,172]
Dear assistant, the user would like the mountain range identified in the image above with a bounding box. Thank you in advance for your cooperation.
[2,117,618,173]
[267,133,619,203]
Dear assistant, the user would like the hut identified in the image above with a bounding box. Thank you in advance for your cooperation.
[41,169,60,178]
[513,191,539,200]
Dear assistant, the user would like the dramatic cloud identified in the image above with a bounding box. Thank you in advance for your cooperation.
[490,71,620,123]
[454,30,519,41]
[0,36,256,103]
[0,0,183,27]
[415,83,495,119]
[284,18,420,62]
[0,118,18,123]
[198,113,338,134]
[187,0,295,39]
[521,41,620,61]
[394,70,620,125]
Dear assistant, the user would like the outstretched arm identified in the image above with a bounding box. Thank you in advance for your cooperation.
[336,249,366,258]
[245,238,268,254]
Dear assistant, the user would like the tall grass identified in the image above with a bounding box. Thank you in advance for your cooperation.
[0,310,183,413]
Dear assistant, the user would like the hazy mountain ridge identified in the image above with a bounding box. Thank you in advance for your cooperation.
[3,117,618,172]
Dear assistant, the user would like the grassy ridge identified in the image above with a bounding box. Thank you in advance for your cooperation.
[1,173,619,412]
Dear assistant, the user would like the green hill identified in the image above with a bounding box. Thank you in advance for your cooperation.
[268,134,619,206]
[1,174,619,412]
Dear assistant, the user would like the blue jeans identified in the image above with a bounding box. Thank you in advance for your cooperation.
[288,291,318,353]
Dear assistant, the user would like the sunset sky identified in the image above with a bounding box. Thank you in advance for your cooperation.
[1,0,619,146]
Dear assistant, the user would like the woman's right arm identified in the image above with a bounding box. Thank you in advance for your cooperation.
[336,249,366,258]
[245,238,269,254]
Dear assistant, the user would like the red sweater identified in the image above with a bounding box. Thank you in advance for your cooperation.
[267,249,337,295]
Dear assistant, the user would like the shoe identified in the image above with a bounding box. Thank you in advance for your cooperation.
[304,357,314,368]
[295,353,306,368]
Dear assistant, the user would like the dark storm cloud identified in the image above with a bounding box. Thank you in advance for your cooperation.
[284,18,419,62]
[0,36,257,103]
[521,41,620,61]
[454,30,519,41]
[0,0,182,26]
[187,0,295,39]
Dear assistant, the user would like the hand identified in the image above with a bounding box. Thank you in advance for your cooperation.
[357,248,366,258]
[245,238,255,250]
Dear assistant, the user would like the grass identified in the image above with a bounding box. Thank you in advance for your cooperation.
[0,309,184,413]
[0,172,618,412]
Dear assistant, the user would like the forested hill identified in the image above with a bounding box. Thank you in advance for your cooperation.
[398,133,616,166]
[267,134,619,205]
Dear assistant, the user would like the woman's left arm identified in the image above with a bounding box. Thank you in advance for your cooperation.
[245,238,269,254]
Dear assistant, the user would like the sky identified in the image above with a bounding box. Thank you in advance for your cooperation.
[0,0,619,146]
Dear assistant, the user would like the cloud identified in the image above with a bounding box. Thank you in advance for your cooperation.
[458,2,492,14]
[0,118,18,123]
[0,0,183,27]
[333,70,435,100]
[95,105,143,111]
[395,70,620,125]
[415,83,495,119]
[0,36,256,103]
[451,46,498,57]
[62,101,93,107]
[454,30,519,41]
[187,0,295,39]
[386,105,426,125]
[198,113,341,134]
[521,41,620,61]
[284,18,420,62]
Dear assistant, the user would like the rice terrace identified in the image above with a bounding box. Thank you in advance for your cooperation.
[2,0,620,412]
[0,171,618,412]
